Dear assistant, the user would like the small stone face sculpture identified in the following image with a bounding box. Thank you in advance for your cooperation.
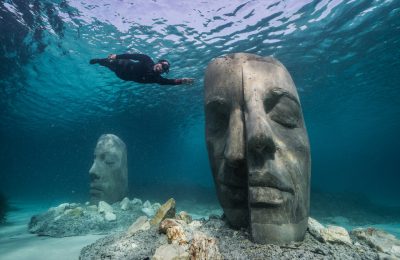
[204,53,311,244]
[89,134,128,204]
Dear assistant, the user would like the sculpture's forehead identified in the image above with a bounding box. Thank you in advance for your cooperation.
[204,54,299,102]
[204,56,243,103]
[95,140,122,155]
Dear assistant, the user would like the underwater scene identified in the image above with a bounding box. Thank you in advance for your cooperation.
[0,0,400,259]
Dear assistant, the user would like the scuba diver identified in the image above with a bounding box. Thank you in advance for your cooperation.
[90,53,194,85]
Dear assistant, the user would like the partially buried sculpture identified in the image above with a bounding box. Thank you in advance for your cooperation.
[89,134,128,204]
[204,53,311,245]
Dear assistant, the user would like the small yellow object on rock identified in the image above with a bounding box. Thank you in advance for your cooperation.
[150,198,176,226]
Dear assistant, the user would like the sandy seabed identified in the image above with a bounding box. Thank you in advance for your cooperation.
[0,201,105,260]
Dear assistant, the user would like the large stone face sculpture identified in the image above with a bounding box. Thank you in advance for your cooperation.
[89,134,128,204]
[204,53,311,244]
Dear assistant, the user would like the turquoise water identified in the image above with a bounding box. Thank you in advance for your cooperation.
[0,0,399,227]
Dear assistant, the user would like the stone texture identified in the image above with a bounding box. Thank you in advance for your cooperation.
[120,197,131,210]
[159,218,186,233]
[351,227,400,258]
[152,244,189,260]
[64,207,84,217]
[308,218,352,245]
[308,217,325,242]
[50,203,70,215]
[176,211,192,224]
[150,198,176,226]
[143,200,151,208]
[127,216,150,236]
[159,218,188,245]
[87,205,97,211]
[29,200,143,237]
[320,225,352,245]
[189,220,202,230]
[166,225,188,245]
[204,53,311,244]
[104,211,117,221]
[141,200,160,217]
[189,231,222,260]
[131,198,143,206]
[80,216,379,260]
[98,201,113,214]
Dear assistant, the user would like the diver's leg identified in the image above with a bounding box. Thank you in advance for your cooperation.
[90,58,117,72]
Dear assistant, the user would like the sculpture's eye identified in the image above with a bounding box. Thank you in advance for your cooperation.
[105,161,115,166]
[206,101,229,136]
[100,153,105,160]
[269,96,301,128]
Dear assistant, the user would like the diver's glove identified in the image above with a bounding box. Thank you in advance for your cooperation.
[181,78,195,85]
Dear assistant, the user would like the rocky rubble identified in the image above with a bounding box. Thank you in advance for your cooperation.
[351,227,400,259]
[79,199,400,260]
[28,197,159,237]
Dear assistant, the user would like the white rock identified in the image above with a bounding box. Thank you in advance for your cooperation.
[131,198,142,206]
[189,220,203,229]
[63,207,84,217]
[378,252,397,260]
[69,203,79,208]
[104,211,117,221]
[143,200,152,208]
[152,202,161,211]
[308,217,325,242]
[152,244,189,260]
[141,207,156,217]
[120,197,131,210]
[127,216,150,236]
[320,225,352,245]
[50,203,70,215]
[85,201,90,206]
[58,203,70,208]
[98,201,113,214]
[391,245,400,256]
[351,228,400,258]
[87,205,98,211]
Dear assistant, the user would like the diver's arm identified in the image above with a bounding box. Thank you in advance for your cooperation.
[157,77,194,85]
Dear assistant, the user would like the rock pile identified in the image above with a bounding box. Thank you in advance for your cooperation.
[28,197,159,237]
[80,199,400,260]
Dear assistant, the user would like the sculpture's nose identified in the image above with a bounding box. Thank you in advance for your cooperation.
[224,108,245,167]
[89,163,100,181]
[246,115,276,168]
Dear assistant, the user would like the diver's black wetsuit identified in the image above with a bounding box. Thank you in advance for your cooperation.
[95,54,184,85]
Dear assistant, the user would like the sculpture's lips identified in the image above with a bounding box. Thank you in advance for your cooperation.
[249,186,292,206]
[90,185,103,194]
[248,169,294,206]
[248,170,294,195]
